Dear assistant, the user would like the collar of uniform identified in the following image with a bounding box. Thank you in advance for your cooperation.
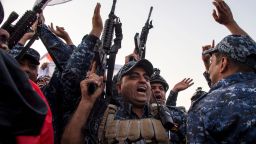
[209,72,256,92]
[189,72,256,112]
[189,72,256,111]
[118,102,150,119]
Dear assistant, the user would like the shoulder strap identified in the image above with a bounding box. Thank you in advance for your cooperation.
[98,104,117,143]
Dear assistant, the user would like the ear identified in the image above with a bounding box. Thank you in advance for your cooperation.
[220,57,228,73]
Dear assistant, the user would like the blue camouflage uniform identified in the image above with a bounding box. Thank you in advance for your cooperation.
[187,35,256,143]
[83,61,186,143]
[61,34,99,126]
[105,92,186,143]
[39,24,99,143]
[58,35,108,143]
[166,106,187,144]
[8,43,40,65]
[38,24,75,70]
[37,24,76,144]
[83,60,157,143]
[7,24,74,143]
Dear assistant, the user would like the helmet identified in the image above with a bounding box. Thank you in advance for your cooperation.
[150,68,169,91]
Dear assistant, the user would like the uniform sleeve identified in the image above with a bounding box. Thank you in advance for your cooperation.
[166,90,178,106]
[7,43,24,58]
[61,34,99,126]
[38,24,74,70]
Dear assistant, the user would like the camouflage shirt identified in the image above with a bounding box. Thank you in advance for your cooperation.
[166,106,187,144]
[38,24,75,71]
[187,72,256,143]
[38,24,76,144]
[166,90,178,107]
[61,34,98,126]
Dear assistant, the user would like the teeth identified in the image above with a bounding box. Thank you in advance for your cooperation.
[138,85,146,90]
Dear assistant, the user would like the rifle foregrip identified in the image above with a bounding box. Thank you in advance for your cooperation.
[8,10,37,49]
[102,19,115,50]
[159,105,176,131]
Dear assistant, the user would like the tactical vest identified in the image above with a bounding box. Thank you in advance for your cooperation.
[98,104,169,144]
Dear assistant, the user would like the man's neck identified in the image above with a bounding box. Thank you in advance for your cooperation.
[132,106,144,118]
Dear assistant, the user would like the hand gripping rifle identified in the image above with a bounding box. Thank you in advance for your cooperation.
[131,6,153,61]
[2,0,63,72]
[88,0,123,101]
[1,0,48,49]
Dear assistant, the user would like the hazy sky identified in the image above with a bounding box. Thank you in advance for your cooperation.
[2,0,256,110]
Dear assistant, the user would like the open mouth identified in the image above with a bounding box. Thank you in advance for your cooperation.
[153,94,162,101]
[137,85,147,94]
[154,95,162,100]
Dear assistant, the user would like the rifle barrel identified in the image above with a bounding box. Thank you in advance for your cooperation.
[146,6,153,23]
[109,0,117,16]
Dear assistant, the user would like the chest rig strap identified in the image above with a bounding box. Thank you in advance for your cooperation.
[98,104,117,143]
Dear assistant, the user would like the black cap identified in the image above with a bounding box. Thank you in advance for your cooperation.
[9,46,40,65]
[117,59,154,82]
[150,68,169,91]
[24,48,40,65]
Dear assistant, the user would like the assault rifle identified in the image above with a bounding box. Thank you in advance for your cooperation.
[2,0,64,71]
[1,0,48,49]
[88,0,123,99]
[132,6,153,61]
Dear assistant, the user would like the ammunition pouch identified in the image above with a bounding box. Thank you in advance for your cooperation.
[98,104,169,143]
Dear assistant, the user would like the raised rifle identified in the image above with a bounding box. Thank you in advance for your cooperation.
[1,0,49,49]
[88,0,123,100]
[132,6,153,61]
[2,0,64,72]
